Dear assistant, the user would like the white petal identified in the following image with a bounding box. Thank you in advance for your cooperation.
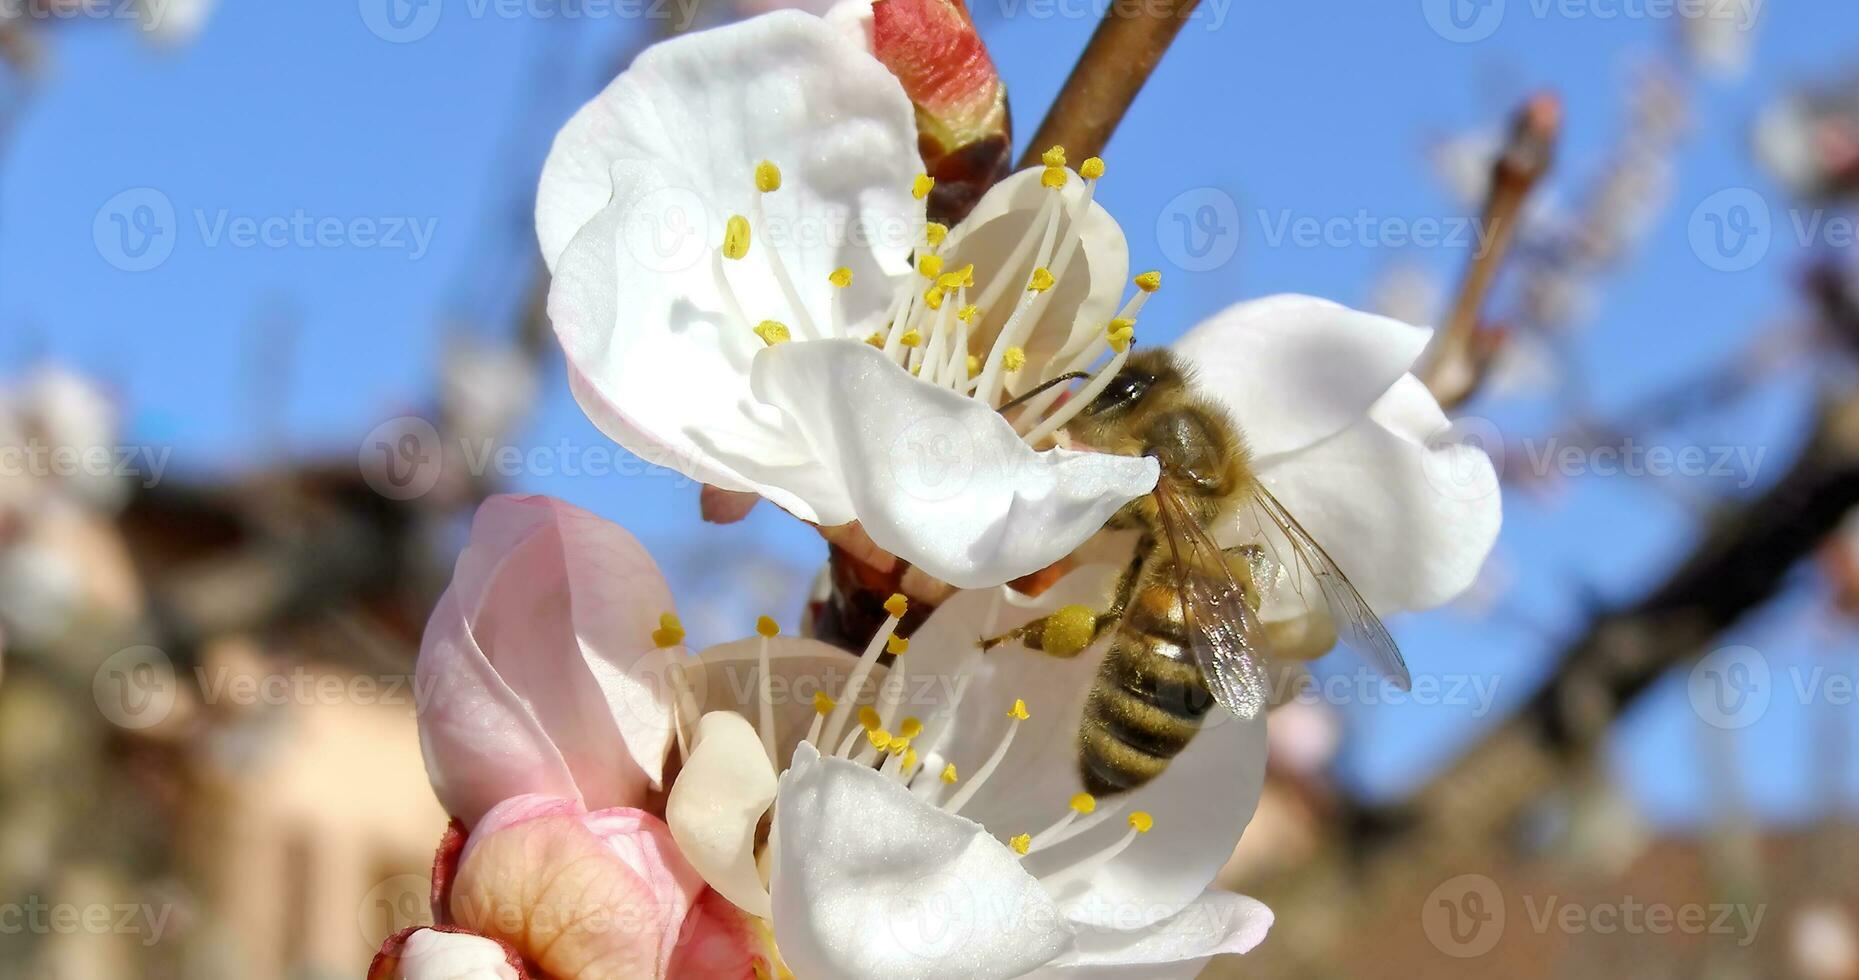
[1252,374,1501,613]
[1023,891,1273,979]
[537,10,918,274]
[1175,295,1432,458]
[542,11,923,514]
[770,743,1072,980]
[741,339,1158,588]
[666,712,778,919]
[395,929,519,980]
[941,167,1128,388]
[903,569,1268,931]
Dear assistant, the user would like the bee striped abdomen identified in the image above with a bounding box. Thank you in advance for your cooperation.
[1079,573,1216,796]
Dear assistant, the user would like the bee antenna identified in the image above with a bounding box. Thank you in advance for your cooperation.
[998,372,1090,413]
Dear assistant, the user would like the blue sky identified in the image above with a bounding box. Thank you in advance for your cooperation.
[5,0,1857,829]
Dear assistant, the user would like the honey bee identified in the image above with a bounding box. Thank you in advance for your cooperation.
[987,349,1412,796]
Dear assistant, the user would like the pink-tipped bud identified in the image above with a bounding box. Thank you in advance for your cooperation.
[872,0,1011,223]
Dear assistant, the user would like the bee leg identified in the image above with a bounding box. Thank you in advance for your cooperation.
[979,543,1146,657]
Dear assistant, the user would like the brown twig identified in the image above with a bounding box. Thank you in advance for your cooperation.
[1017,0,1203,166]
[1420,93,1562,410]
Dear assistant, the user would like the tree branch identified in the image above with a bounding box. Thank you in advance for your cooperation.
[1017,0,1202,166]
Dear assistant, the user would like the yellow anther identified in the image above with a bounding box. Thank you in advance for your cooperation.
[1044,604,1099,657]
[1108,323,1135,353]
[903,747,918,771]
[899,329,923,348]
[1041,166,1067,190]
[867,728,892,752]
[1128,812,1154,834]
[1069,792,1098,814]
[865,332,885,347]
[966,354,981,378]
[884,593,908,618]
[922,286,945,311]
[813,691,836,715]
[957,304,980,323]
[898,717,924,739]
[912,174,935,200]
[1134,270,1162,292]
[941,763,959,784]
[859,706,882,731]
[756,615,781,638]
[754,160,782,193]
[888,737,911,756]
[753,320,790,346]
[651,612,685,648]
[1010,833,1032,855]
[1008,698,1029,721]
[1041,145,1067,167]
[829,267,853,288]
[1028,267,1055,292]
[1002,347,1027,373]
[886,634,910,655]
[918,254,944,279]
[1080,156,1105,179]
[722,214,751,260]
[925,222,948,246]
[937,264,973,290]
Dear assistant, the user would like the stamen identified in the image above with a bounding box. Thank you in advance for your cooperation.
[1027,268,1055,292]
[1040,146,1067,167]
[1039,813,1155,893]
[1135,270,1162,292]
[918,254,944,280]
[749,167,819,339]
[829,267,853,288]
[925,222,948,246]
[1022,341,1134,445]
[1010,834,1032,856]
[722,215,751,260]
[1079,157,1105,180]
[804,690,834,747]
[651,612,685,648]
[1002,347,1027,373]
[943,698,1028,816]
[912,174,935,200]
[1027,793,1098,852]
[753,320,790,346]
[754,160,782,193]
[820,594,907,749]
[755,616,780,764]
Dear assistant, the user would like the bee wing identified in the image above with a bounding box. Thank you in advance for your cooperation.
[1247,483,1412,690]
[1153,483,1273,720]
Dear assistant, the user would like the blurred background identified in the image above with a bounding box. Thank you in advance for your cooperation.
[0,0,1855,976]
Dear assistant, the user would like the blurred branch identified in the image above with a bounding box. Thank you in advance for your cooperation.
[1017,0,1202,166]
[1420,93,1561,410]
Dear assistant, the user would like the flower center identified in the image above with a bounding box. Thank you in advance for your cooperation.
[665,589,1158,915]
[709,150,1162,448]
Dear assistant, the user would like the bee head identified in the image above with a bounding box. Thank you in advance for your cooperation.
[1076,349,1181,423]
